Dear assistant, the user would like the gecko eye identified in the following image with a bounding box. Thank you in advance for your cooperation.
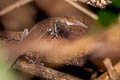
[56,27,69,38]
[55,27,61,32]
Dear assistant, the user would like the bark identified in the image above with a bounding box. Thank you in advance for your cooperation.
[73,0,112,8]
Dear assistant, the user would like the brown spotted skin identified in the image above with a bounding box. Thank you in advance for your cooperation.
[23,17,88,41]
[7,17,89,69]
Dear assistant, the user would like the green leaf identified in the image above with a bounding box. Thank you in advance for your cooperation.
[112,0,120,8]
[98,10,118,27]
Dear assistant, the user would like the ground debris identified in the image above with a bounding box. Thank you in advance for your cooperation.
[16,57,83,80]
[72,0,112,8]
[97,58,120,80]
[0,31,22,41]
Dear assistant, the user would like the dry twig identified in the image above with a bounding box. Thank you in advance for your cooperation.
[65,0,98,20]
[16,60,82,80]
[0,0,33,16]
[71,0,112,8]
[103,58,120,80]
[97,58,120,80]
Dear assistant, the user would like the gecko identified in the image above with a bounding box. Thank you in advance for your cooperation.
[3,17,89,70]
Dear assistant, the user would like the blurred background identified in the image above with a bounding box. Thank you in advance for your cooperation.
[0,0,95,31]
[0,0,120,80]
[0,0,119,31]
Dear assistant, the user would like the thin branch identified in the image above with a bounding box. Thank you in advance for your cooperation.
[65,0,98,20]
[71,0,112,8]
[97,58,120,80]
[16,61,82,80]
[103,58,120,80]
[0,0,33,16]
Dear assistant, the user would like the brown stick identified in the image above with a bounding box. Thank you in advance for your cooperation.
[65,0,98,20]
[0,0,33,16]
[16,61,82,80]
[71,0,112,8]
[103,58,120,80]
[97,58,120,80]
